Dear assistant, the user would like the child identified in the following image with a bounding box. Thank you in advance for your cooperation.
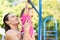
[20,1,35,40]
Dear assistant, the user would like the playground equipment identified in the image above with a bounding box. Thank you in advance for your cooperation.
[43,17,58,40]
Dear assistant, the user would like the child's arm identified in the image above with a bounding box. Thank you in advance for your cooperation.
[24,1,29,14]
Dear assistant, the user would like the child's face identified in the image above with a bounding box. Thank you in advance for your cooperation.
[29,9,33,17]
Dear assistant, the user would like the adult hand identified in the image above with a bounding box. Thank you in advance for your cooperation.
[23,18,31,32]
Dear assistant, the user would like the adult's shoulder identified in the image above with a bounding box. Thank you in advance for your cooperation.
[5,30,20,40]
[6,30,17,36]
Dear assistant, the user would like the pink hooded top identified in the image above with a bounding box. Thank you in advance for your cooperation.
[21,14,34,38]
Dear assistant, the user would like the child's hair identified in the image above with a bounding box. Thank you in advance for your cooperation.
[3,13,11,32]
[20,8,33,17]
[20,8,25,17]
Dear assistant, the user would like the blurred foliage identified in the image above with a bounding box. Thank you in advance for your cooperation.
[0,0,60,40]
[0,34,2,40]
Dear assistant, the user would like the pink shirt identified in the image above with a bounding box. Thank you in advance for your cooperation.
[21,14,34,38]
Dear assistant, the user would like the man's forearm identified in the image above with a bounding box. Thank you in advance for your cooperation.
[23,31,34,40]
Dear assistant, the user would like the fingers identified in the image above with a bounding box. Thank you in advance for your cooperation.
[27,18,32,25]
[25,18,29,24]
[25,18,31,25]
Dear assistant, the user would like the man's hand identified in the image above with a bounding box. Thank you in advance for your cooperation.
[23,18,31,32]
